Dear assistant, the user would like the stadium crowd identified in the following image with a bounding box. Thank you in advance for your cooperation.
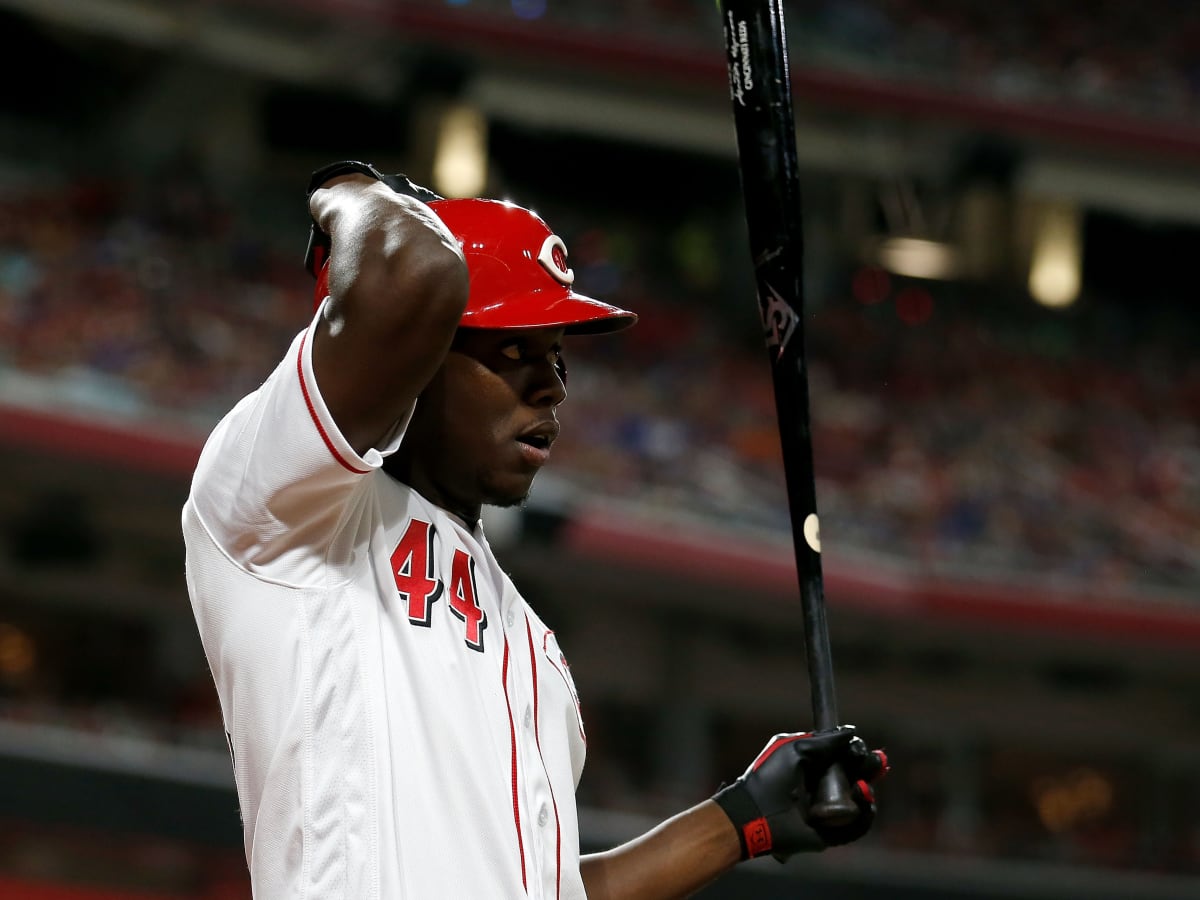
[394,0,1200,123]
[0,161,1196,877]
[2,1,1199,889]
[792,0,1200,119]
[1,171,1196,593]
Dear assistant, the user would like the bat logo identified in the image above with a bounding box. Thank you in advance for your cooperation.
[725,13,754,106]
[760,281,799,358]
[537,235,575,286]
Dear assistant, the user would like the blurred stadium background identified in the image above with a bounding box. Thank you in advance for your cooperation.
[0,0,1198,897]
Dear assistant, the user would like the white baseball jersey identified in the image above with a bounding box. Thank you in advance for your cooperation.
[182,305,588,899]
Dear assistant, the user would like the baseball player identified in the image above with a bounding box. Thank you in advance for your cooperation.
[182,160,886,898]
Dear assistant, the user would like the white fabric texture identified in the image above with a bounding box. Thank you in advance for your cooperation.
[182,308,587,899]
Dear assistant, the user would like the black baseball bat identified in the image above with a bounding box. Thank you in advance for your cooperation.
[718,0,858,825]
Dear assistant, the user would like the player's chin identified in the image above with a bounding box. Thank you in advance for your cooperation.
[480,470,538,509]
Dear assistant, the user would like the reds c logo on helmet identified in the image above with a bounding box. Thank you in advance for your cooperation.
[420,197,636,333]
[537,235,575,287]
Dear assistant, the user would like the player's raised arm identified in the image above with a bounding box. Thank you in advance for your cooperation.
[306,165,469,456]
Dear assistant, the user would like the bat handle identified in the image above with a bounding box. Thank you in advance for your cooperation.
[810,755,860,827]
[805,593,859,827]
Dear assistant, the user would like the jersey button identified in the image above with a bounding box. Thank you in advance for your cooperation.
[523,705,532,729]
[506,610,515,628]
[537,804,549,828]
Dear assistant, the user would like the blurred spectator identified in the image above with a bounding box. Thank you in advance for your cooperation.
[400,0,1200,123]
[1,171,1197,592]
[1,165,1197,878]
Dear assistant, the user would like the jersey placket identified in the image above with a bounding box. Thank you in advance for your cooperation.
[499,580,559,899]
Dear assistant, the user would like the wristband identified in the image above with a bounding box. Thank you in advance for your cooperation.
[713,781,772,860]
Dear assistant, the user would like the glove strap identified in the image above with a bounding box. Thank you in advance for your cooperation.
[306,160,386,198]
[303,162,446,279]
[713,782,773,860]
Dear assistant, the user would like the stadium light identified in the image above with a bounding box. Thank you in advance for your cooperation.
[869,174,964,281]
[433,102,489,199]
[876,236,961,280]
[1028,200,1082,308]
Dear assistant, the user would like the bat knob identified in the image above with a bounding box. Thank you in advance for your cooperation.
[809,767,860,827]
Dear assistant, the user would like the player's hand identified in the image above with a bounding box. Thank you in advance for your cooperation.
[304,162,444,279]
[712,725,887,862]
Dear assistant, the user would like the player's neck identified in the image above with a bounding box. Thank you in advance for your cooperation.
[383,460,481,531]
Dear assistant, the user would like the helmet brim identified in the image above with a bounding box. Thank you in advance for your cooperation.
[462,289,638,335]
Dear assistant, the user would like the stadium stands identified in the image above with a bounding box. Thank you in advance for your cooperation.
[1,171,1195,593]
[1,1,1199,895]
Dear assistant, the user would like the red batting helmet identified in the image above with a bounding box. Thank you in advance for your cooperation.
[310,197,636,335]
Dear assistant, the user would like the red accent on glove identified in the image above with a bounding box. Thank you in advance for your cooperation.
[743,817,773,858]
[874,749,890,775]
[748,732,812,773]
[857,779,875,803]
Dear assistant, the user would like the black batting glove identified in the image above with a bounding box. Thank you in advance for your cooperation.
[712,726,888,861]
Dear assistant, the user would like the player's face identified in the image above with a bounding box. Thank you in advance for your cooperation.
[394,326,567,523]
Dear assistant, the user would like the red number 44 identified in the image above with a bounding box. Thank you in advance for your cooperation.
[448,548,487,652]
[390,518,487,652]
